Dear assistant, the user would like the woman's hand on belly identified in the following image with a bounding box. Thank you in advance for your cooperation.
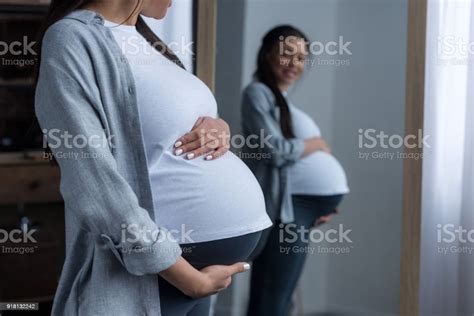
[159,256,250,299]
[302,137,332,158]
[173,117,230,161]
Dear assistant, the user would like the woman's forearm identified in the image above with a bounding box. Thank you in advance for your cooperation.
[159,256,249,299]
[159,257,204,298]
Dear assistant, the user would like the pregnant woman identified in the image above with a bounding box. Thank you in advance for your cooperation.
[241,26,349,315]
[35,1,271,315]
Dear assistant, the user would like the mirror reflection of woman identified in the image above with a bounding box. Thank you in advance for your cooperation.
[35,0,272,315]
[241,26,350,316]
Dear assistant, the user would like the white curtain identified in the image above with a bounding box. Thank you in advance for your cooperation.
[420,0,474,315]
[143,0,194,72]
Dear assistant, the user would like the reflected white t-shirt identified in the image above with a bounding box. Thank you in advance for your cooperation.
[289,105,350,196]
[106,20,272,243]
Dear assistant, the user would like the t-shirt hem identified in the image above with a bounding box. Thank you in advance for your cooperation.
[180,219,273,244]
[290,188,350,196]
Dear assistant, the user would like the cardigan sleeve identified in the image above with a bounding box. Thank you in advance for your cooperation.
[241,83,305,167]
[35,22,182,276]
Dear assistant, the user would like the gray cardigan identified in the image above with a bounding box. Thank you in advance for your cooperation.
[35,10,182,315]
[241,82,306,224]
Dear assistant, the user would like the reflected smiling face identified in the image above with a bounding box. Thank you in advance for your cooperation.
[141,0,173,19]
[268,36,308,91]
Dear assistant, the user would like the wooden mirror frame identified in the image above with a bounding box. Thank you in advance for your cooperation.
[401,0,427,315]
[195,0,217,93]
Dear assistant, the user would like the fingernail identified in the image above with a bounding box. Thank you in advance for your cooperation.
[205,155,213,161]
[174,141,182,148]
[243,263,251,271]
[187,153,195,160]
[175,148,183,156]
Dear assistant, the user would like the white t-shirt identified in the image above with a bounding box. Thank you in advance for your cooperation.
[106,21,272,243]
[289,105,350,195]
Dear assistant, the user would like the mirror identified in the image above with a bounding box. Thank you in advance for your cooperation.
[214,0,408,314]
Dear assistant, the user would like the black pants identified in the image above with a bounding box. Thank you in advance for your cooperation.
[159,230,262,316]
[247,194,344,316]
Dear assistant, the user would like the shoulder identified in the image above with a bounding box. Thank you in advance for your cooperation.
[42,13,104,61]
[43,19,91,47]
[40,13,109,80]
[243,81,274,99]
[242,82,276,110]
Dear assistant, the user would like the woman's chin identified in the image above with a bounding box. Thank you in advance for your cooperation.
[143,11,168,20]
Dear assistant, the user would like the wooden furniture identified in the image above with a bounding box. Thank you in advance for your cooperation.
[0,0,50,5]
[0,203,65,303]
[0,152,63,305]
[0,2,62,309]
[0,152,61,204]
[0,3,47,153]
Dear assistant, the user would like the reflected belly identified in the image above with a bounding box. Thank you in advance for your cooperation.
[290,151,349,195]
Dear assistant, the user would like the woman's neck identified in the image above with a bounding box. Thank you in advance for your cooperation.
[278,83,290,93]
[82,0,141,25]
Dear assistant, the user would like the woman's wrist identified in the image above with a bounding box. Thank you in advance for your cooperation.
[158,256,249,299]
[159,256,206,297]
[303,137,330,156]
[302,137,320,157]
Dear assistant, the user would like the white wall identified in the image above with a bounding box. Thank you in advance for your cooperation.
[215,0,407,315]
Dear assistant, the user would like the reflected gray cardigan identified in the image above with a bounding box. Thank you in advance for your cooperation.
[35,10,182,316]
[241,82,306,224]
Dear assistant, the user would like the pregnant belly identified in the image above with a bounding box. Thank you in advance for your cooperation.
[290,151,350,195]
[149,150,271,244]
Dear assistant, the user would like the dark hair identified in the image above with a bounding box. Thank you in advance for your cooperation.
[255,25,309,138]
